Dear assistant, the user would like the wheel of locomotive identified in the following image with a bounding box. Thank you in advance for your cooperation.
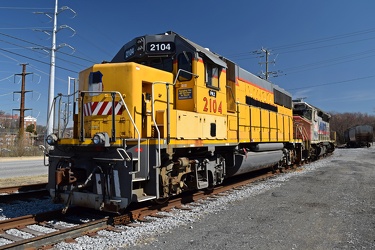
[206,171,215,192]
[271,163,281,173]
[153,196,170,205]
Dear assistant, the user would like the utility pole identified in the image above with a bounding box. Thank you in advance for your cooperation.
[34,0,76,135]
[253,48,279,80]
[13,64,32,141]
[46,0,58,135]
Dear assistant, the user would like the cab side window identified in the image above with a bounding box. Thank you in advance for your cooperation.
[205,62,220,89]
[177,52,193,81]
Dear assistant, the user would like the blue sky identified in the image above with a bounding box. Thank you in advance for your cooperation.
[1,0,375,126]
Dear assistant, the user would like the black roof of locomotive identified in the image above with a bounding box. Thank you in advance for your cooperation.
[111,31,291,100]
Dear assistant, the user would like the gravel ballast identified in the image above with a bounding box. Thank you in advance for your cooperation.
[128,147,375,250]
[2,148,374,249]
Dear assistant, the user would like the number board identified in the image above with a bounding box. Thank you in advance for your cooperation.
[124,46,136,59]
[146,42,175,53]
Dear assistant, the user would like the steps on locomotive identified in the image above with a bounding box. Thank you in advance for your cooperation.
[124,138,150,180]
[129,156,155,202]
[132,177,147,182]
[130,157,149,182]
[137,195,157,202]
[132,188,156,202]
[129,157,139,174]
[198,180,209,189]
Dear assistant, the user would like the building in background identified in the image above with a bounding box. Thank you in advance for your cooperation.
[24,115,37,130]
[0,114,37,148]
[0,114,18,129]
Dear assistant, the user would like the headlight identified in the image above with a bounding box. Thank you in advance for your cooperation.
[92,133,105,145]
[46,134,58,145]
[92,133,110,146]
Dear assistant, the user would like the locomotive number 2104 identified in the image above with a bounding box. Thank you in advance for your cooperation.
[203,97,222,114]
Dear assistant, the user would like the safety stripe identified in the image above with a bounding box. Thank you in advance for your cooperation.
[84,102,123,116]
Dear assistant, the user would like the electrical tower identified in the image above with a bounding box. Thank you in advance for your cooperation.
[34,0,76,135]
[13,64,33,141]
[253,48,280,80]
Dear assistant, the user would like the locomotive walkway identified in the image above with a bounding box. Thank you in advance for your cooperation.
[131,147,375,249]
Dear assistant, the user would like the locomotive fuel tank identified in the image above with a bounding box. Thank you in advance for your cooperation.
[225,143,284,177]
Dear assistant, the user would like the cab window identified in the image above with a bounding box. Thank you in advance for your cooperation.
[149,57,173,72]
[205,62,220,89]
[177,52,192,81]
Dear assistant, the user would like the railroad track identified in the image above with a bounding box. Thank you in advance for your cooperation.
[0,158,326,249]
[0,169,278,249]
[0,183,49,204]
[0,183,47,195]
[126,167,278,223]
[0,207,110,249]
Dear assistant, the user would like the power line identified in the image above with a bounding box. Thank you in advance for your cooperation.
[225,33,375,78]
[272,27,375,51]
[0,47,74,85]
[0,27,50,30]
[279,49,375,74]
[226,27,375,60]
[0,31,97,73]
[0,7,53,10]
[287,75,375,91]
[0,47,78,73]
[0,31,96,64]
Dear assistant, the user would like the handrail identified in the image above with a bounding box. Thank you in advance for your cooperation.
[44,90,79,141]
[150,69,199,167]
[151,82,165,167]
[295,122,309,142]
[93,148,131,162]
[80,90,141,171]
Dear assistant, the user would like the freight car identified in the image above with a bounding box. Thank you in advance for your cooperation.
[344,125,373,148]
[44,31,335,213]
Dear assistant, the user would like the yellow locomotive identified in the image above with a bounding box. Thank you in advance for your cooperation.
[45,31,323,213]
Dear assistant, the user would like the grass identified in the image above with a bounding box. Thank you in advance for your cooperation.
[0,174,48,188]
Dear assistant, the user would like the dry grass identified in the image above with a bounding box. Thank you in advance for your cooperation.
[0,175,48,188]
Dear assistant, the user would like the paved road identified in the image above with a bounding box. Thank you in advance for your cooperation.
[0,157,47,178]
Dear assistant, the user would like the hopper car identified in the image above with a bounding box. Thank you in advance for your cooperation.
[344,125,373,147]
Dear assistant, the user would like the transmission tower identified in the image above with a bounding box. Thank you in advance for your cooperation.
[13,64,33,141]
[252,48,281,80]
[34,0,76,135]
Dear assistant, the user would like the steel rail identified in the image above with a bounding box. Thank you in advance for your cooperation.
[0,183,47,194]
[0,207,110,250]
[1,218,109,250]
